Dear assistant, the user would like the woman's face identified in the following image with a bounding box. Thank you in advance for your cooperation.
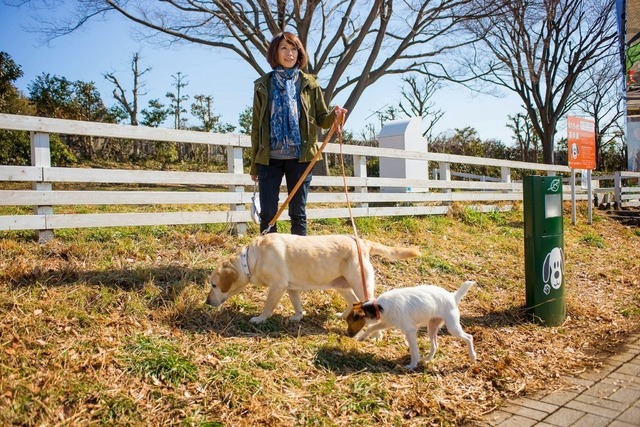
[277,39,299,69]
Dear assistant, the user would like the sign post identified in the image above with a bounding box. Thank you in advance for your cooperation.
[567,116,596,225]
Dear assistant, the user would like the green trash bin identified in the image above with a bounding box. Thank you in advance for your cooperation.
[523,175,566,326]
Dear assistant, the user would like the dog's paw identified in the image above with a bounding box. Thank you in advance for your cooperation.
[371,330,384,341]
[288,311,305,322]
[249,316,267,324]
[404,363,418,370]
[338,310,350,320]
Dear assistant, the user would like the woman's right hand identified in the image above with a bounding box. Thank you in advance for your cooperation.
[251,175,258,182]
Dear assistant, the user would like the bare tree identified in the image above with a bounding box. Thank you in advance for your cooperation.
[166,72,189,161]
[27,0,497,118]
[398,74,445,142]
[104,51,150,126]
[104,52,151,158]
[573,55,625,170]
[462,0,618,164]
[506,112,541,162]
[375,105,401,129]
[166,72,189,130]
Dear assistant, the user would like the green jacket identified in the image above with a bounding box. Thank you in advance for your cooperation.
[250,71,336,176]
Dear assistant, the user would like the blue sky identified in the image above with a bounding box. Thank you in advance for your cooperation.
[0,3,523,143]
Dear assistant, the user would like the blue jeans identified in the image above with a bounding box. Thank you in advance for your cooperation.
[258,158,312,236]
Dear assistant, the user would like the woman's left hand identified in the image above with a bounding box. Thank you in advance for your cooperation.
[335,106,348,119]
[335,106,348,128]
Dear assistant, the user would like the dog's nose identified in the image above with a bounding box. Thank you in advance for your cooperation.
[205,295,225,307]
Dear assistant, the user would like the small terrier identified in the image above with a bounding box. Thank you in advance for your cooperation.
[346,281,477,369]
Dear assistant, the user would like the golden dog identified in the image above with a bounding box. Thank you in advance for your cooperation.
[206,233,420,324]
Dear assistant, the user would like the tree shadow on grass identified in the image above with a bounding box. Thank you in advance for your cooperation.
[311,344,475,375]
[6,264,357,338]
[171,302,340,339]
[6,264,537,342]
[313,345,402,375]
[7,264,210,306]
[465,305,532,329]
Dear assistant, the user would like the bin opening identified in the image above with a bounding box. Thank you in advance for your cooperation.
[545,193,562,218]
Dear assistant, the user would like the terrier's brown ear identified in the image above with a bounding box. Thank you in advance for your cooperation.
[351,306,366,320]
[350,302,366,319]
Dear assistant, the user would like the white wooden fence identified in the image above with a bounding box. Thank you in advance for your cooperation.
[1,113,638,241]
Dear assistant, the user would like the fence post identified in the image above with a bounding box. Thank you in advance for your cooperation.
[501,166,511,194]
[353,154,368,209]
[227,141,247,236]
[439,162,451,194]
[501,166,511,183]
[614,171,622,208]
[31,131,54,243]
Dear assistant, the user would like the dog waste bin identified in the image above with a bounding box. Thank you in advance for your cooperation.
[523,175,566,326]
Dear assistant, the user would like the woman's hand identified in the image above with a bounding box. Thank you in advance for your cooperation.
[334,105,348,119]
[334,105,348,129]
[251,175,258,182]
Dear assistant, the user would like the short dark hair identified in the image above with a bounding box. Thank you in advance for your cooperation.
[266,32,308,69]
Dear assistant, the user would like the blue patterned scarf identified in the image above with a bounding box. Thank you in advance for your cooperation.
[270,66,301,157]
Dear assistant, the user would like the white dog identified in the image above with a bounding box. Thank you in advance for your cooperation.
[345,281,477,369]
[205,233,420,324]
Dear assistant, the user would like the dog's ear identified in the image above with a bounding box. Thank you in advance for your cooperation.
[350,303,366,320]
[218,263,238,293]
[346,303,368,337]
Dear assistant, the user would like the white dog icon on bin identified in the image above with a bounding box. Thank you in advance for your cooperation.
[542,247,564,295]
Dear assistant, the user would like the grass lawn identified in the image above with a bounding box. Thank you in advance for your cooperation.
[1,202,639,426]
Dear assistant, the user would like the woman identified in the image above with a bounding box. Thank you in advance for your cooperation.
[250,32,347,235]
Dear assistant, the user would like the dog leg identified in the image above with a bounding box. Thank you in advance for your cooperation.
[250,286,287,323]
[404,329,421,370]
[425,319,443,362]
[445,317,477,362]
[357,322,386,342]
[287,290,305,322]
[335,288,359,319]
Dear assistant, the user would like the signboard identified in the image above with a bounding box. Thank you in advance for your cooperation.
[567,116,596,170]
[625,0,640,171]
[628,121,640,171]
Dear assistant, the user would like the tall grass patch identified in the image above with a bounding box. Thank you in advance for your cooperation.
[121,335,198,385]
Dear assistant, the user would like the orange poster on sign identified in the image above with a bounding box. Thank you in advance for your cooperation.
[567,116,596,170]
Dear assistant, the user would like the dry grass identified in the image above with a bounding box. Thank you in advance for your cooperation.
[1,202,639,426]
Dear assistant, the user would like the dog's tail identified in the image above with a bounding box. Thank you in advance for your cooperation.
[363,239,421,260]
[454,280,476,305]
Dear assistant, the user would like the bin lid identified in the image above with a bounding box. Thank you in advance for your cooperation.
[378,116,422,138]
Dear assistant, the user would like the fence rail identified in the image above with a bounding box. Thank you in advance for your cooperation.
[1,113,638,241]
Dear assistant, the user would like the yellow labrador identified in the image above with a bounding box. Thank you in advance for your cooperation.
[206,233,421,324]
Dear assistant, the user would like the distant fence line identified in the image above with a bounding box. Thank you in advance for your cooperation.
[0,113,638,242]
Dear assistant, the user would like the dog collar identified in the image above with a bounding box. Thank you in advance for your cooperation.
[240,246,252,278]
[372,299,381,320]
